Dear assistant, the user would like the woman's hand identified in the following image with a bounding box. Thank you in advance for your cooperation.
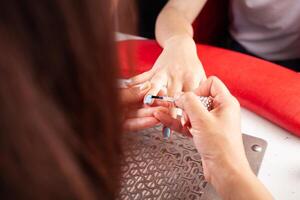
[120,81,169,132]
[154,76,251,183]
[154,77,273,199]
[128,35,206,101]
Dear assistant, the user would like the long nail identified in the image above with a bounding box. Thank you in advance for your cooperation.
[162,126,171,138]
[133,81,150,91]
[118,79,131,88]
[124,79,132,86]
[144,94,154,105]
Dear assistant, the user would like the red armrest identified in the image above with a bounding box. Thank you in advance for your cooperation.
[118,40,300,137]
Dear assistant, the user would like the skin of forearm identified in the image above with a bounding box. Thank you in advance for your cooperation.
[209,160,273,200]
[155,6,194,47]
[224,171,273,200]
[155,0,207,47]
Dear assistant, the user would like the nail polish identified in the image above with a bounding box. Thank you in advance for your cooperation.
[162,126,171,138]
[144,94,154,105]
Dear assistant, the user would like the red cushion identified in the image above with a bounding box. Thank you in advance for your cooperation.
[118,40,300,137]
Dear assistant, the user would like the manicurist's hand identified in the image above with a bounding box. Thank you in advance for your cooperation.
[154,76,248,177]
[154,77,273,200]
[120,81,168,132]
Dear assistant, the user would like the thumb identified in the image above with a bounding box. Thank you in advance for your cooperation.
[175,92,210,127]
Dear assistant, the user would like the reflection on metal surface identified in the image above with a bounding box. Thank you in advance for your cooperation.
[119,126,207,200]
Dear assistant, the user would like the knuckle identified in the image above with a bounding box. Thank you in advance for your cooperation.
[151,74,166,83]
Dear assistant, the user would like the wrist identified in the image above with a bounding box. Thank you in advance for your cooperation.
[206,157,254,197]
[163,34,196,50]
[208,160,272,200]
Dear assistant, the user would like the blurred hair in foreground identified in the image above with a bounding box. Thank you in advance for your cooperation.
[0,0,133,199]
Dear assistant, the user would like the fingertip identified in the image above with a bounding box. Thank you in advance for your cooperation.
[118,79,131,88]
[143,87,161,105]
[144,90,166,106]
[137,81,151,91]
[162,126,171,138]
[144,94,154,105]
[209,76,230,95]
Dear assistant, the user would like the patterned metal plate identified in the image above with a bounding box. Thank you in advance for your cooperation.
[119,126,207,200]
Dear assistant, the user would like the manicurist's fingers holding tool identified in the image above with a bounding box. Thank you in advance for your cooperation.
[154,76,273,200]
[119,81,169,132]
[128,0,208,136]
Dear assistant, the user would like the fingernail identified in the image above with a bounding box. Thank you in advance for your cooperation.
[134,82,150,91]
[162,126,171,138]
[144,94,154,105]
[118,79,131,88]
[124,79,132,85]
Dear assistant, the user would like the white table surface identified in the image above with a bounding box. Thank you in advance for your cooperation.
[116,32,300,200]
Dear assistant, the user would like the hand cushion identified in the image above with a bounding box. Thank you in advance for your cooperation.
[118,40,300,137]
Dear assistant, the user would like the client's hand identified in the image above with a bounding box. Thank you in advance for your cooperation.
[120,81,168,132]
[154,77,273,200]
[127,36,206,135]
[128,35,206,102]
